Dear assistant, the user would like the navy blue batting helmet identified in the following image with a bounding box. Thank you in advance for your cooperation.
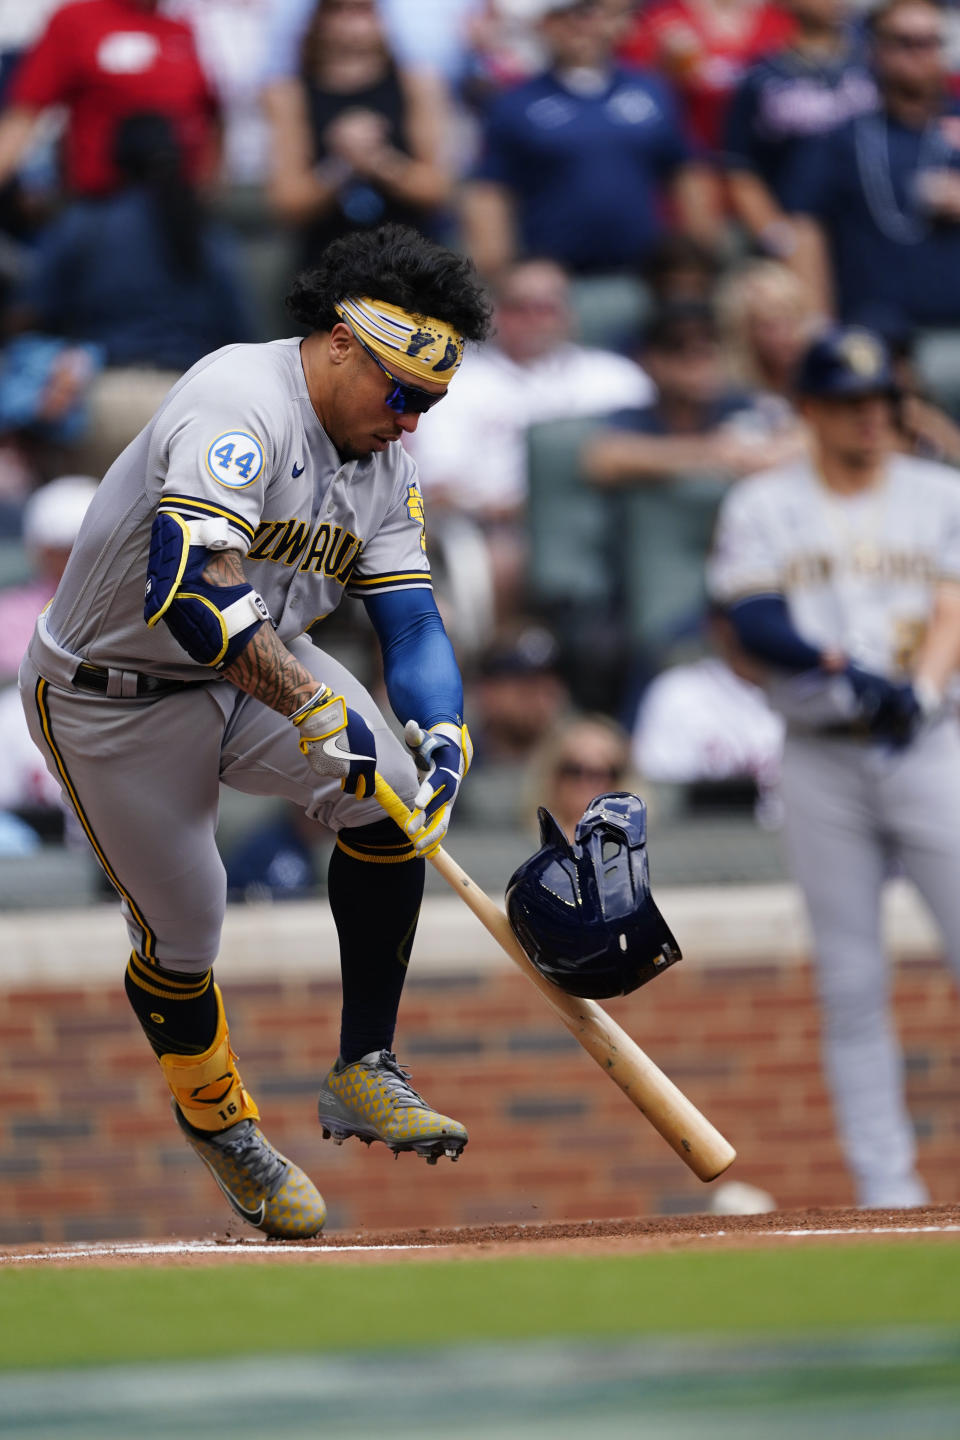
[505,792,681,999]
[795,326,897,400]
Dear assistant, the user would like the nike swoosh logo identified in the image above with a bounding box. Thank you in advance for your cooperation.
[209,1170,266,1225]
[292,461,305,477]
[321,735,372,763]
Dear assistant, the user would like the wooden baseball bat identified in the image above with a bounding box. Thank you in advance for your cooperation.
[375,774,736,1183]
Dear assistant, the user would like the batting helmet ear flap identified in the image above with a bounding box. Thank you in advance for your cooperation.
[536,806,572,855]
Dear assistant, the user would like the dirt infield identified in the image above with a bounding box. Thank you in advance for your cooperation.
[4,1204,960,1267]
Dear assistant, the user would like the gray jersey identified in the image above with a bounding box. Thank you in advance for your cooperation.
[708,454,960,679]
[31,338,431,684]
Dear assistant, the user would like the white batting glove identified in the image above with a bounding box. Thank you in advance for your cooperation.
[291,687,378,798]
[403,719,473,857]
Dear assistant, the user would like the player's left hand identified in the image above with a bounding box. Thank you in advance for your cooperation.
[846,666,938,748]
[881,679,944,749]
[403,720,473,857]
[876,683,924,748]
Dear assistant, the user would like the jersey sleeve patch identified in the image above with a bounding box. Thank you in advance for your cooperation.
[205,432,265,490]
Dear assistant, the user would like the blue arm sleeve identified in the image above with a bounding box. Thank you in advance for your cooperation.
[727,593,823,671]
[364,587,463,728]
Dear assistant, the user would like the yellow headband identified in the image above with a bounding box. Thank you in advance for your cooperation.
[335,296,465,387]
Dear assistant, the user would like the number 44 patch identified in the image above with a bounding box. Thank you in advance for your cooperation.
[206,431,265,489]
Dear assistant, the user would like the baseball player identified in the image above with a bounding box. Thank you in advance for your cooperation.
[709,326,960,1208]
[19,223,493,1238]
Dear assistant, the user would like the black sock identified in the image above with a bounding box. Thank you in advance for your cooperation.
[329,816,425,1064]
[125,952,219,1057]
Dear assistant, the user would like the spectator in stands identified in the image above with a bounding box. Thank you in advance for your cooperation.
[0,677,63,849]
[716,258,818,403]
[168,0,275,187]
[863,306,960,464]
[582,300,804,490]
[0,3,64,318]
[0,473,97,683]
[264,0,455,265]
[225,801,327,902]
[0,472,95,848]
[464,0,553,97]
[897,374,960,466]
[262,0,483,93]
[0,1,60,100]
[725,0,875,260]
[619,0,795,156]
[0,439,36,525]
[469,623,570,763]
[641,233,723,307]
[0,0,219,200]
[408,256,653,616]
[584,300,808,664]
[461,0,722,276]
[632,605,784,792]
[0,335,102,461]
[789,0,960,326]
[466,0,634,100]
[7,112,255,476]
[524,711,637,841]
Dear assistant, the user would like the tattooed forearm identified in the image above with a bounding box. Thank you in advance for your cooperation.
[224,622,319,715]
[203,550,319,716]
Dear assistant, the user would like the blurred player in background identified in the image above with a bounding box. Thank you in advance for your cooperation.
[709,325,960,1207]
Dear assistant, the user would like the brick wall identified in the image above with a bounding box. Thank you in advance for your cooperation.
[1,888,958,1243]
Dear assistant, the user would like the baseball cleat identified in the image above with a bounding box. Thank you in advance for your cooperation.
[173,1102,326,1239]
[317,1050,467,1162]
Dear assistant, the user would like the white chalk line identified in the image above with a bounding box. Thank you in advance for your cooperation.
[4,1222,960,1264]
[704,1225,960,1239]
[2,1241,435,1263]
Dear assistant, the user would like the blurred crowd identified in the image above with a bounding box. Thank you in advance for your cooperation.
[2,0,960,891]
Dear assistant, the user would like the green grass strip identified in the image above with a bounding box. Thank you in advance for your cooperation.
[1,1241,959,1369]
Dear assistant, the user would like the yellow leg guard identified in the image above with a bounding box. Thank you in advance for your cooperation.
[158,984,260,1133]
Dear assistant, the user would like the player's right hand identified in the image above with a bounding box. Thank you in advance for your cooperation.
[291,686,377,797]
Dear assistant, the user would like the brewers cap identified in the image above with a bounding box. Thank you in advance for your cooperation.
[795,326,897,399]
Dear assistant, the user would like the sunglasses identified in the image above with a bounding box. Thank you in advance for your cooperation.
[876,30,941,50]
[499,296,566,315]
[555,762,623,784]
[349,327,447,415]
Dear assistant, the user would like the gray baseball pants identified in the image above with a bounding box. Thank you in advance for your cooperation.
[20,636,420,970]
[778,719,960,1207]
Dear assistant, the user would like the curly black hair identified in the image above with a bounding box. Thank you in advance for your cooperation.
[286,224,493,342]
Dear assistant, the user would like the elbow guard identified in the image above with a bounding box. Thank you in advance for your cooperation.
[144,511,269,669]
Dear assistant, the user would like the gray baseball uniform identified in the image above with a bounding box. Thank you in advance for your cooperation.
[709,452,960,1207]
[20,338,428,969]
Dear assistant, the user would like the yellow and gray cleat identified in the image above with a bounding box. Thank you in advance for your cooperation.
[317,1050,467,1164]
[173,1103,326,1239]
